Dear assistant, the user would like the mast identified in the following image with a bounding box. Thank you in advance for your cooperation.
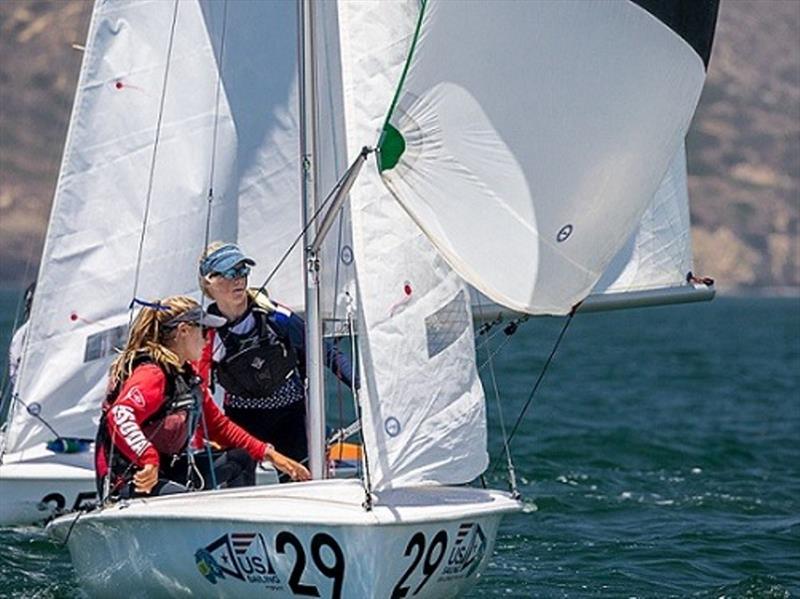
[298,0,326,479]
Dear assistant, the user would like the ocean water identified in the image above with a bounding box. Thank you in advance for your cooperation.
[0,289,798,598]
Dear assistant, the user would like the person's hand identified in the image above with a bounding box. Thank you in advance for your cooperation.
[265,446,311,481]
[134,463,159,494]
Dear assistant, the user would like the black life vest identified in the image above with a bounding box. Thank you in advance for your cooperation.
[213,306,299,399]
[95,356,204,496]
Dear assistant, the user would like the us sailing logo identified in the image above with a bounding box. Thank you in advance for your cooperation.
[440,523,488,580]
[195,532,282,588]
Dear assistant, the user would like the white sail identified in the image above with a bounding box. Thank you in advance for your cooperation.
[4,0,305,456]
[379,0,710,315]
[312,1,358,332]
[199,0,305,312]
[338,0,488,490]
[593,141,693,294]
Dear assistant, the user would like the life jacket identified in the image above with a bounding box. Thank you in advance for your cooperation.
[95,355,204,497]
[213,305,299,399]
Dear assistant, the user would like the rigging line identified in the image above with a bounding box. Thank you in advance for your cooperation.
[475,314,532,371]
[347,297,372,506]
[252,152,364,297]
[199,406,218,490]
[476,333,514,373]
[201,0,230,279]
[127,0,181,327]
[489,310,575,476]
[475,331,511,370]
[474,299,518,497]
[61,509,84,547]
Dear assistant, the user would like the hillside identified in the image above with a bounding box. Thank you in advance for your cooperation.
[0,0,798,291]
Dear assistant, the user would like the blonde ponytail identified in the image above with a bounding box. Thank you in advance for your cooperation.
[109,295,199,387]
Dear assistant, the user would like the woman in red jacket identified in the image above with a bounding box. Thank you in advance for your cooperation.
[95,295,309,500]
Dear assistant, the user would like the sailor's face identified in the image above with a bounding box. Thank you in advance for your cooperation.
[207,264,248,304]
[172,322,206,362]
[186,323,207,361]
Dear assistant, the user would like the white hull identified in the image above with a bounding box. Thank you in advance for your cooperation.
[0,443,96,526]
[49,479,520,598]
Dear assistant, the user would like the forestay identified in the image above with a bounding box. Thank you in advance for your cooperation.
[339,0,488,490]
[4,0,306,456]
[379,0,713,315]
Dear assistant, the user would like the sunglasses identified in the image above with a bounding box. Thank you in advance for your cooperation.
[212,264,251,280]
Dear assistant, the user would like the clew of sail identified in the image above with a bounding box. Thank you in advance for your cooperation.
[338,0,488,490]
[378,0,715,316]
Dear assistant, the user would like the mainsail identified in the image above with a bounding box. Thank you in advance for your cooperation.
[379,0,716,315]
[2,0,311,456]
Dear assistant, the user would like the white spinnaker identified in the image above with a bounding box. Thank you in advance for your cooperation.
[5,0,303,455]
[592,142,693,295]
[339,0,488,490]
[380,0,708,315]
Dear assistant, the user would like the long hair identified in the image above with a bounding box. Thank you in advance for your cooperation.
[198,240,277,312]
[109,295,198,387]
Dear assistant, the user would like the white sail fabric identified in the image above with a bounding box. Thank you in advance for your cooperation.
[5,0,303,455]
[339,0,488,490]
[592,142,693,295]
[198,0,305,312]
[380,0,709,315]
[312,1,358,332]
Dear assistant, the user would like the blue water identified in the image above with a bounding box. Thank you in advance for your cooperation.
[1,289,798,598]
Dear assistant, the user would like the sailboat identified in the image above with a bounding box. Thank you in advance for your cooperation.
[36,0,717,595]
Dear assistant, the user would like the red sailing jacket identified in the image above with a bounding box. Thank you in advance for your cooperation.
[105,362,267,469]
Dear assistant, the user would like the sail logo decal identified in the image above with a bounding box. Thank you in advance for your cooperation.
[440,522,487,579]
[557,224,573,242]
[340,245,354,265]
[195,532,282,588]
[122,386,145,408]
[384,416,401,437]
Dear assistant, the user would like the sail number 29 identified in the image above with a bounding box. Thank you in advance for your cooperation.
[391,530,449,598]
[276,531,345,599]
[273,528,450,599]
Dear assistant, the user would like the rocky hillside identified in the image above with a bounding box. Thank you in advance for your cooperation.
[688,0,799,290]
[0,0,798,291]
[0,0,91,283]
